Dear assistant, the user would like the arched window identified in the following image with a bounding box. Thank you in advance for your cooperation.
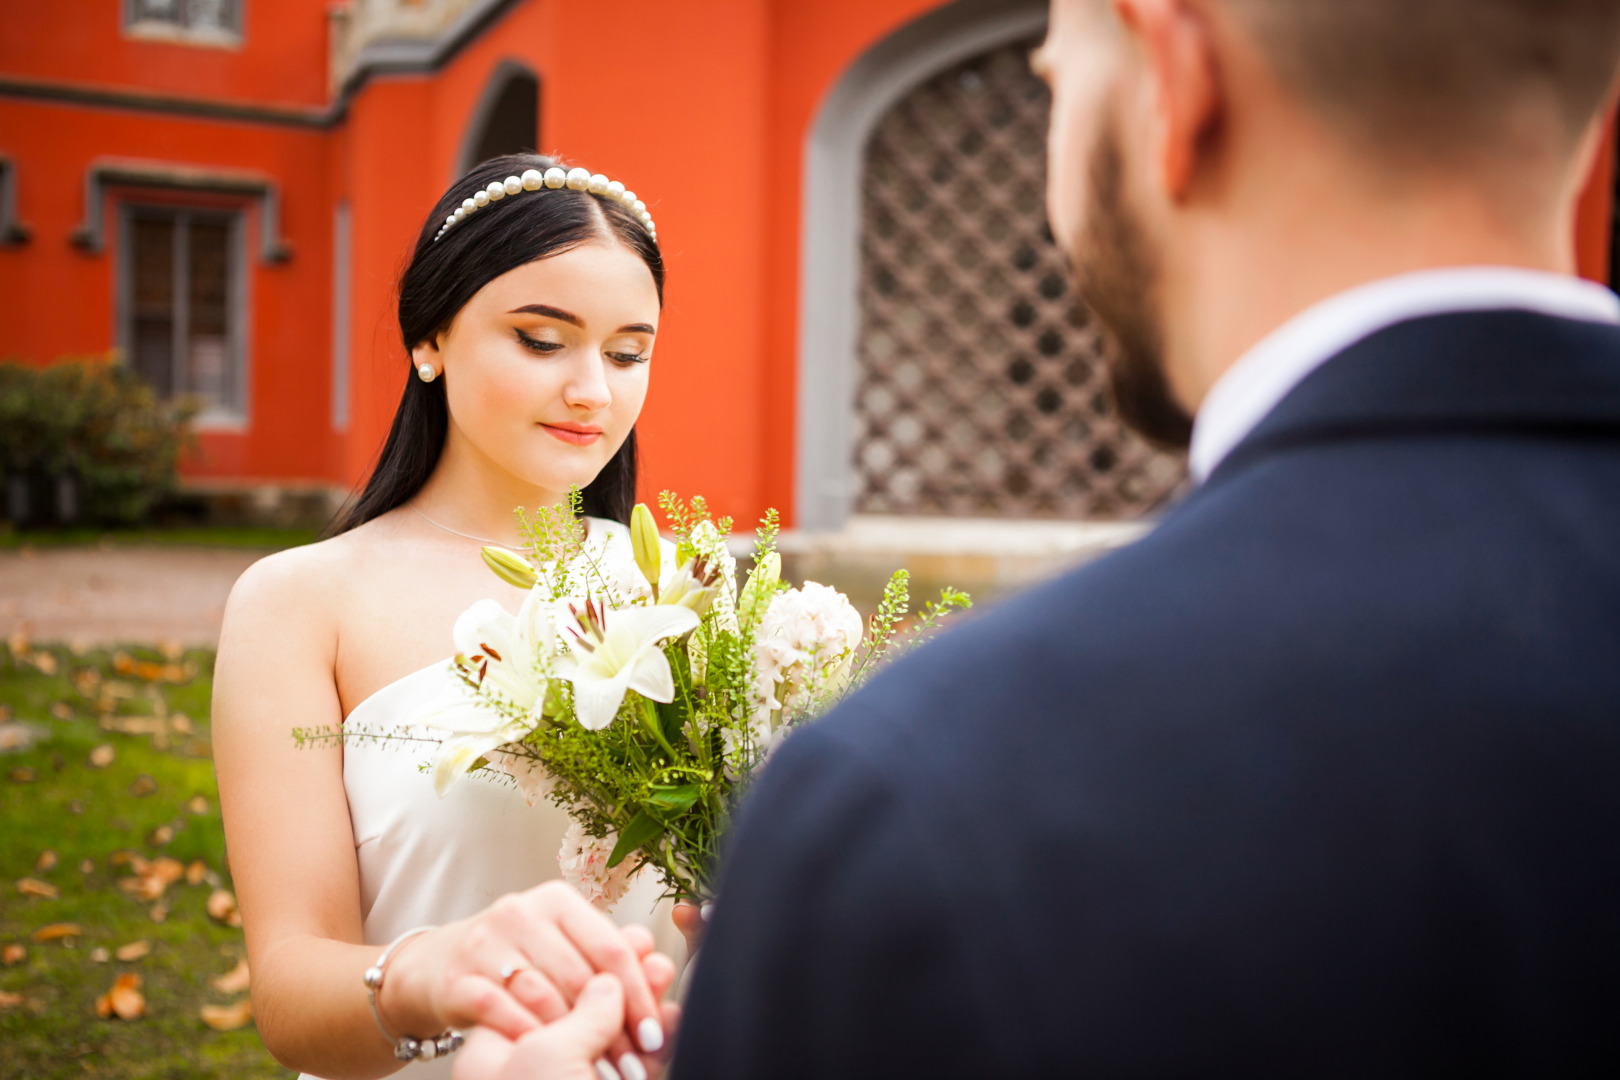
[797,0,1184,528]
[854,40,1184,519]
[459,62,540,176]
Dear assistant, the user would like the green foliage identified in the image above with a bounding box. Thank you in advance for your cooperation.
[0,642,288,1079]
[0,356,197,527]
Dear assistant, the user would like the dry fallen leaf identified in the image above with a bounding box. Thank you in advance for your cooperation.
[87,744,115,769]
[17,878,58,900]
[90,947,111,963]
[118,857,184,901]
[35,851,57,873]
[186,795,209,815]
[10,767,36,783]
[32,652,58,676]
[206,889,242,927]
[32,923,82,942]
[49,701,74,721]
[95,973,145,1020]
[149,903,169,923]
[109,851,136,867]
[115,940,151,962]
[79,858,94,874]
[147,825,175,847]
[0,990,22,1009]
[128,775,157,797]
[170,713,193,735]
[2,944,25,965]
[200,998,253,1031]
[158,639,183,661]
[185,861,207,886]
[210,958,250,994]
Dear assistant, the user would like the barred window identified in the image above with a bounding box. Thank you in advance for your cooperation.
[854,38,1185,520]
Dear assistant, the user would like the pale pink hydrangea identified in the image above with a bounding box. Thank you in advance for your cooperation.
[558,819,641,910]
[753,582,864,718]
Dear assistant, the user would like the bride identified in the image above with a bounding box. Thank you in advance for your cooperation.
[213,154,690,1080]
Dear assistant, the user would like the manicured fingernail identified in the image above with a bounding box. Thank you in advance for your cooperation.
[617,1053,648,1080]
[637,1016,665,1052]
[594,1060,621,1080]
[700,902,713,922]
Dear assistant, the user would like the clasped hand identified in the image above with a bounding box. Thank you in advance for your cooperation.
[378,881,680,1077]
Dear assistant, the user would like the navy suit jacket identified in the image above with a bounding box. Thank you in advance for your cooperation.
[673,312,1620,1078]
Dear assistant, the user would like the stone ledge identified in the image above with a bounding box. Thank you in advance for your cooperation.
[776,514,1152,610]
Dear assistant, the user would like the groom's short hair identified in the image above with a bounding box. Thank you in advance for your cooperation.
[1226,0,1620,161]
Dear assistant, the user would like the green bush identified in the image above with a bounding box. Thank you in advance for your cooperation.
[0,356,197,526]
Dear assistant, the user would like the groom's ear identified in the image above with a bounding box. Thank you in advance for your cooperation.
[1114,0,1222,202]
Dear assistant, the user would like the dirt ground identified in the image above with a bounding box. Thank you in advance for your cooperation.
[0,546,269,648]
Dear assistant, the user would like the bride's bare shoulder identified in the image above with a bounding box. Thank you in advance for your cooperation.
[222,512,400,637]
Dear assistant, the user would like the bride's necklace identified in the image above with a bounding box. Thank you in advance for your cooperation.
[410,503,504,546]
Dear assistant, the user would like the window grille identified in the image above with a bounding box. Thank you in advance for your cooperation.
[125,0,242,42]
[855,38,1185,520]
[123,207,245,417]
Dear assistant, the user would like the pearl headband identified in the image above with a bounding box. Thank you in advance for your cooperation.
[434,166,658,244]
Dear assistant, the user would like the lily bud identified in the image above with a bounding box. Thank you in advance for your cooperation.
[630,503,662,597]
[481,546,538,590]
[738,550,781,630]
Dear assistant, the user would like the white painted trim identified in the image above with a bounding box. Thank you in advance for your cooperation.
[795,0,1048,531]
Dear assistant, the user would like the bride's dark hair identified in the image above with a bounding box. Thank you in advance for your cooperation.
[328,153,664,535]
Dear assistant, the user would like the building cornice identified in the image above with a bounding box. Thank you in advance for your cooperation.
[0,0,524,130]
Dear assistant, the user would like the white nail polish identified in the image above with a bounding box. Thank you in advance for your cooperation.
[617,1053,648,1080]
[700,902,713,922]
[637,1016,665,1053]
[595,1060,621,1080]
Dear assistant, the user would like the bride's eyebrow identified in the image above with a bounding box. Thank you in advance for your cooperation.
[508,303,582,326]
[506,305,654,336]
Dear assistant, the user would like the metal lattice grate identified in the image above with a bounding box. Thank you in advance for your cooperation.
[855,38,1186,519]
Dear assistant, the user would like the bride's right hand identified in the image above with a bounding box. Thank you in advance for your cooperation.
[379,881,675,1060]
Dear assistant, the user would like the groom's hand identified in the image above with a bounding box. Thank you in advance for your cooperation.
[671,902,705,957]
[454,973,625,1080]
[453,974,683,1080]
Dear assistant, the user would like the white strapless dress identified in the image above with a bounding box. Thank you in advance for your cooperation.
[300,518,682,1080]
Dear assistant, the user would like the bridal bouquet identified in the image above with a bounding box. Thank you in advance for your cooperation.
[416,492,966,905]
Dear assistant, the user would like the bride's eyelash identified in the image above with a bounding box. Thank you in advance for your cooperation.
[517,330,647,365]
[515,330,562,353]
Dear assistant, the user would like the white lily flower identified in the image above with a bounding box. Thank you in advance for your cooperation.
[432,592,557,795]
[432,714,535,797]
[451,592,556,716]
[555,598,700,730]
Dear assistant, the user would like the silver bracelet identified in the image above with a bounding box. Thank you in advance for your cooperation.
[363,925,465,1062]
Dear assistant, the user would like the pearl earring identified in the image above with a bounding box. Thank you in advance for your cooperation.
[417,363,436,383]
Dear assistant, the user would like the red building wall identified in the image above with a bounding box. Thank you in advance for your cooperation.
[1,0,1615,529]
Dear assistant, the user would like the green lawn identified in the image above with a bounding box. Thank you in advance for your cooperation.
[0,526,318,551]
[0,641,291,1079]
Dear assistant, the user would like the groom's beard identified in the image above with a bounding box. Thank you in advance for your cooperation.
[1071,119,1194,449]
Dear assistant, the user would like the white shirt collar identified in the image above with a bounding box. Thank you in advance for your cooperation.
[1188,266,1620,482]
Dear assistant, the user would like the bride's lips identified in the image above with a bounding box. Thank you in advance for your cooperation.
[541,422,604,446]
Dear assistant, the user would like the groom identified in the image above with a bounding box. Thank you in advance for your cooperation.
[466,0,1620,1075]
